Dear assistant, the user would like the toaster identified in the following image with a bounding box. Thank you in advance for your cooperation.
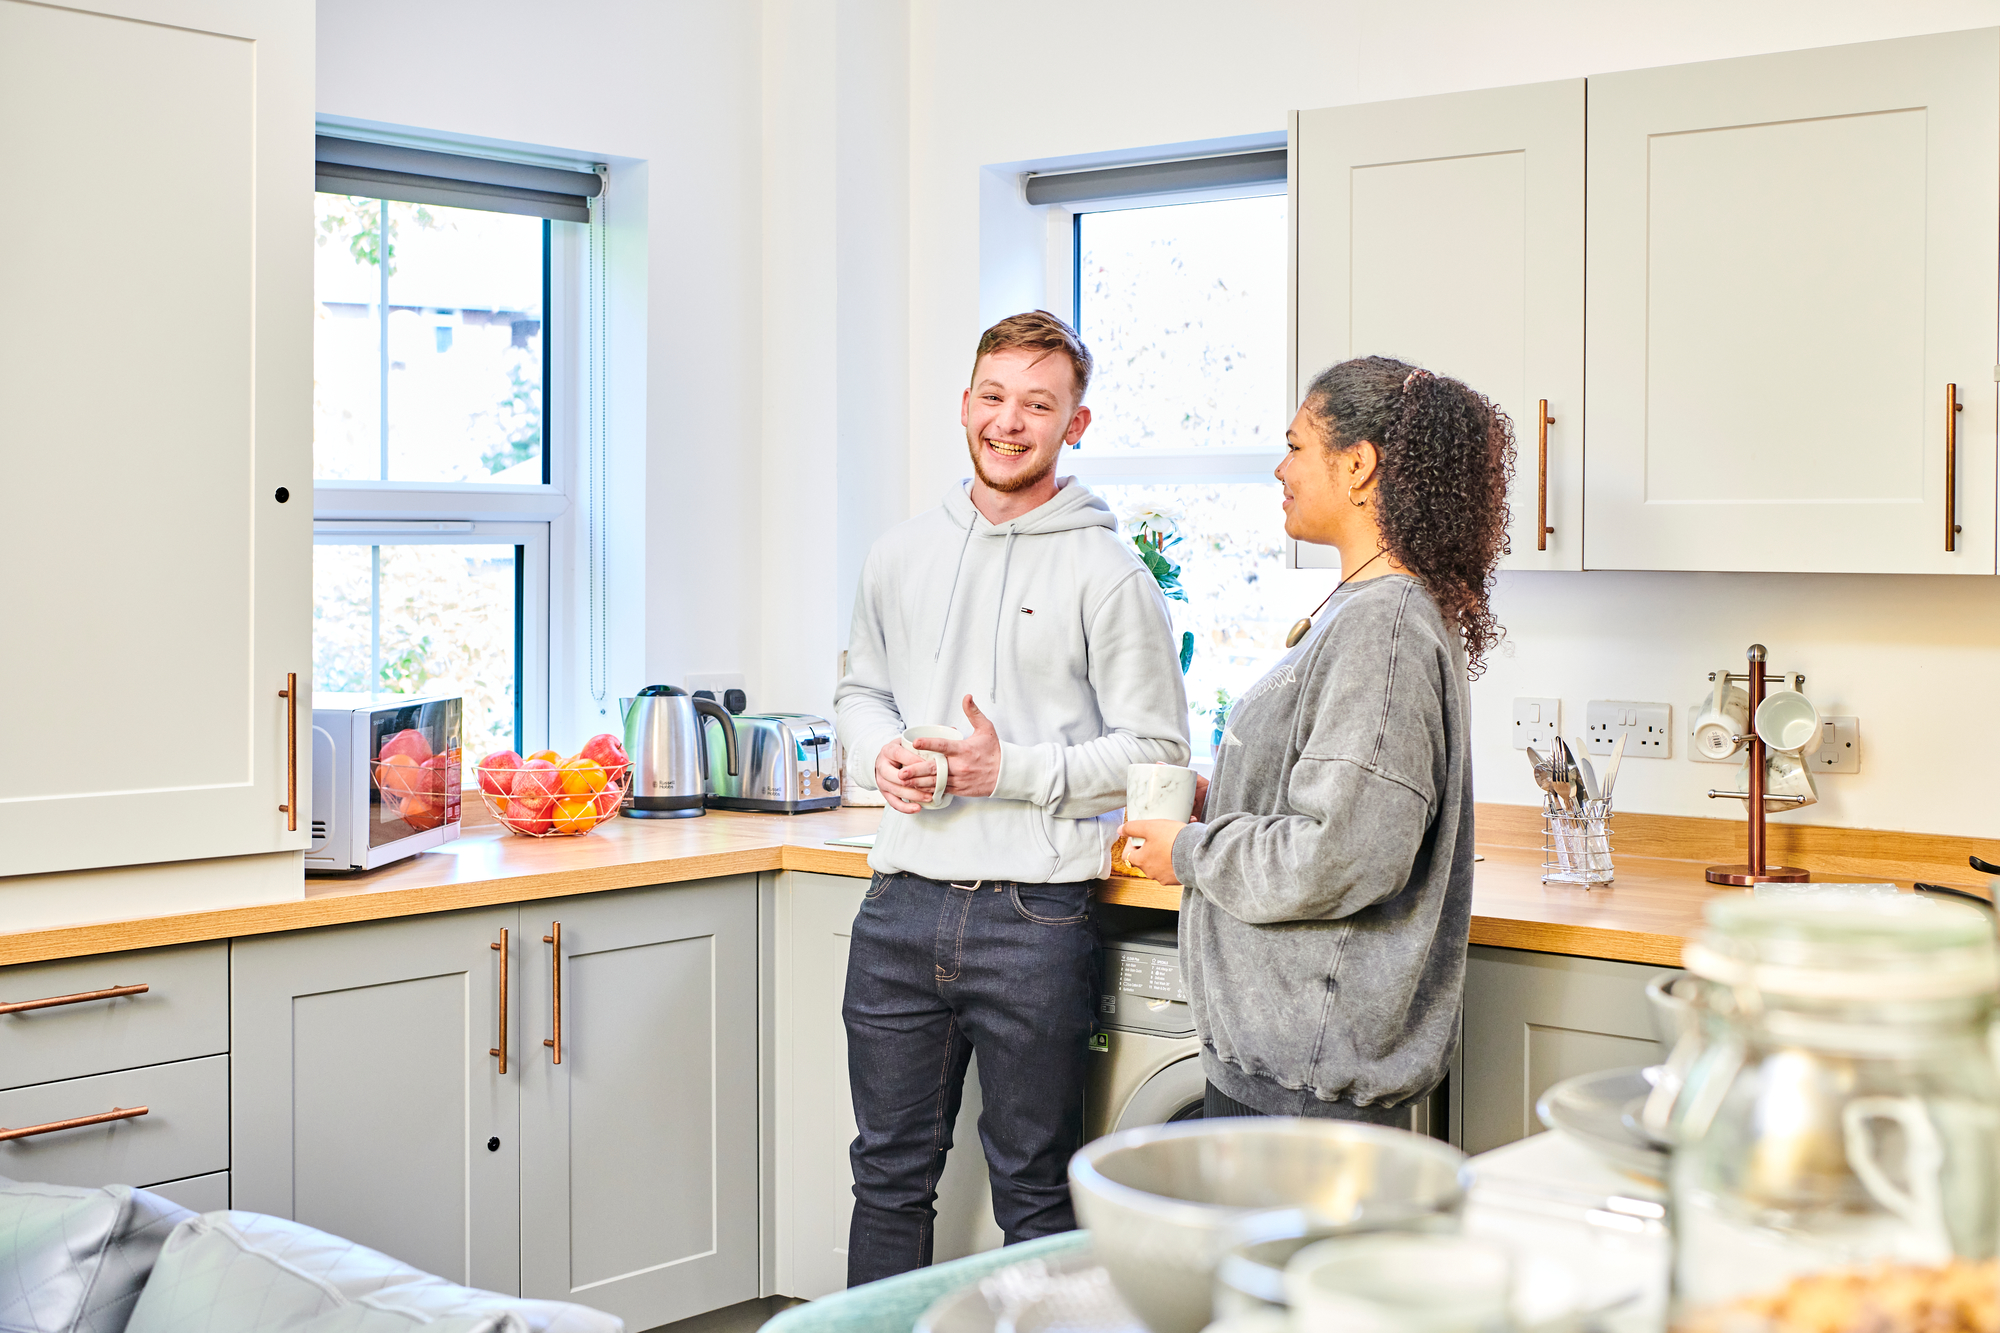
[702,712,844,813]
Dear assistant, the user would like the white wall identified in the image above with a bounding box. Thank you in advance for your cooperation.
[907,0,2000,840]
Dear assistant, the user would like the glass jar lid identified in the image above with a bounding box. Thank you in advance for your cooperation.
[1685,894,1998,1001]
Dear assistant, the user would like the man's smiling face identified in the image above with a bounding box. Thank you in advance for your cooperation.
[960,347,1091,497]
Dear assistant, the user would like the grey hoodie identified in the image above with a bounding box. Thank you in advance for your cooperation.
[1170,574,1473,1111]
[836,478,1191,884]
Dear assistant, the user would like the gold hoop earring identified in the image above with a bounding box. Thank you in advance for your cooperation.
[1346,486,1367,508]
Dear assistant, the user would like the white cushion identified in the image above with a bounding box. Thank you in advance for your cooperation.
[125,1213,621,1333]
[0,1176,192,1333]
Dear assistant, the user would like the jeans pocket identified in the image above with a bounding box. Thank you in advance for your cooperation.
[1009,883,1088,926]
[863,873,892,901]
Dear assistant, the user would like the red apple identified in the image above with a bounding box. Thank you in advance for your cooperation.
[420,754,457,796]
[379,728,433,765]
[593,786,623,819]
[479,749,523,795]
[579,733,628,774]
[514,758,560,802]
[504,796,553,836]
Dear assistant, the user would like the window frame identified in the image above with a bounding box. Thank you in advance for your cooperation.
[310,140,586,754]
[1057,180,1293,489]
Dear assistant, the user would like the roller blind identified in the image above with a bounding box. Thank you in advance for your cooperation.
[1024,148,1287,207]
[315,136,601,223]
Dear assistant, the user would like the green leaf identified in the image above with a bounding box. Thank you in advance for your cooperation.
[1179,631,1194,673]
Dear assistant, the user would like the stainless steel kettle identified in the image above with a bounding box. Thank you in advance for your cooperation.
[619,686,740,819]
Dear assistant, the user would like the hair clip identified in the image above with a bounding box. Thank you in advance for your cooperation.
[1401,369,1432,391]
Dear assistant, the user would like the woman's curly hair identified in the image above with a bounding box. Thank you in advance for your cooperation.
[1303,356,1515,676]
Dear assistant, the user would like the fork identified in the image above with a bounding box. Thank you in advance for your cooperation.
[1549,739,1575,812]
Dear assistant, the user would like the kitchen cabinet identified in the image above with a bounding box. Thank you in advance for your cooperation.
[1459,946,1671,1155]
[231,876,762,1332]
[0,0,314,876]
[1585,28,1999,573]
[231,907,522,1294]
[1293,80,1584,572]
[518,878,760,1330]
[768,871,1003,1301]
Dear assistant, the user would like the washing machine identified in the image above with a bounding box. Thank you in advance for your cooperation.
[1084,921,1454,1144]
[1086,926,1206,1140]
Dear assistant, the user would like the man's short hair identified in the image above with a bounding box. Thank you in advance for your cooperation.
[973,310,1093,402]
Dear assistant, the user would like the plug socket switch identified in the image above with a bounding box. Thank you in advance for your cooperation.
[1584,700,1672,759]
[1812,716,1860,774]
[1511,697,1561,752]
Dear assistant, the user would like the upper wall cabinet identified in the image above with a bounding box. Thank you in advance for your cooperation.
[1585,29,1999,574]
[1295,80,1586,571]
[0,0,314,874]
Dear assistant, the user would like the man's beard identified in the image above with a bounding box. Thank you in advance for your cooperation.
[967,436,1056,494]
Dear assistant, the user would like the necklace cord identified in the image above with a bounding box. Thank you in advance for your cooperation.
[1285,549,1391,648]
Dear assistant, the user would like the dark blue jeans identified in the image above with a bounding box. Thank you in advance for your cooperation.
[842,871,1097,1287]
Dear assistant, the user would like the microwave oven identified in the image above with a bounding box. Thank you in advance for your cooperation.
[307,693,464,873]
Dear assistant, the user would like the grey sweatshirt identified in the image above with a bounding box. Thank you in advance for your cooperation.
[1170,574,1474,1111]
[837,478,1191,884]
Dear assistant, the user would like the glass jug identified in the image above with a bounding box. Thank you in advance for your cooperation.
[1669,894,2000,1333]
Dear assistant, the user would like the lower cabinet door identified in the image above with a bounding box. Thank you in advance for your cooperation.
[1459,945,1672,1154]
[230,910,520,1293]
[519,878,759,1330]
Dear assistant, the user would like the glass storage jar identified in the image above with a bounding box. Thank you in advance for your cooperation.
[1670,894,2000,1333]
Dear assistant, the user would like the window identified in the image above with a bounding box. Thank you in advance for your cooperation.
[311,135,599,772]
[1066,179,1338,757]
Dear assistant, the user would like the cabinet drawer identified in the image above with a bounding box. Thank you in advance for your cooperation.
[0,943,227,1090]
[146,1170,229,1214]
[0,1055,228,1189]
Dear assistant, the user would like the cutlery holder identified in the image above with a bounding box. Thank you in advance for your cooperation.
[1542,799,1614,886]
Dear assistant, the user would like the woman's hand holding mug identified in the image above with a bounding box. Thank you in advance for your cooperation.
[1118,764,1206,886]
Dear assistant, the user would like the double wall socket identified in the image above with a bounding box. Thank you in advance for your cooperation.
[1511,697,1561,751]
[1584,700,1671,759]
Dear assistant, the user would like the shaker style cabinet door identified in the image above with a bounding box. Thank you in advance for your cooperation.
[1294,80,1585,571]
[0,0,314,875]
[518,879,760,1331]
[231,911,521,1295]
[1585,29,2000,573]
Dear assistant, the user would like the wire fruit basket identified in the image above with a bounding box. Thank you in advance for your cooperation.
[475,761,632,837]
[370,755,462,832]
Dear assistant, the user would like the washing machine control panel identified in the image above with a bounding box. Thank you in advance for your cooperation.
[1098,937,1194,1037]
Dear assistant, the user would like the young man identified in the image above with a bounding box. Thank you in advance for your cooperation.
[834,311,1190,1284]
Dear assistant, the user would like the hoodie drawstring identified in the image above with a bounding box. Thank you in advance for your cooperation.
[990,527,1018,699]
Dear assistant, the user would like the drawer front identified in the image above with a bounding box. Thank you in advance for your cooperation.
[0,1055,228,1189]
[0,942,228,1090]
[145,1170,229,1214]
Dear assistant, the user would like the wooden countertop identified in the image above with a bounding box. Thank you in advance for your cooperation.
[2,803,1987,969]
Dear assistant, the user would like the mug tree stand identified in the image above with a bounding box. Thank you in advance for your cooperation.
[1705,643,1811,887]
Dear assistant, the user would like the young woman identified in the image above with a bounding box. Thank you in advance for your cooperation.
[1121,356,1514,1122]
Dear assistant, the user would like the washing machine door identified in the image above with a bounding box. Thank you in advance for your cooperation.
[1112,1054,1208,1133]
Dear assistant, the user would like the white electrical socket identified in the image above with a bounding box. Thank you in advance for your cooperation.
[1584,700,1672,759]
[1811,716,1860,774]
[685,673,747,700]
[1511,697,1561,752]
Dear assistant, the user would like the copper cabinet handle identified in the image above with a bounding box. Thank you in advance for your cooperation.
[542,922,562,1064]
[1536,400,1556,551]
[0,1105,148,1142]
[489,928,508,1074]
[0,983,149,1016]
[278,672,298,830]
[1947,384,1963,552]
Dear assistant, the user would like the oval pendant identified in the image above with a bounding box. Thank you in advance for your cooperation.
[1285,618,1311,649]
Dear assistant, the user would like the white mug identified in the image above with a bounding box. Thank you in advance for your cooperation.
[1125,763,1197,852]
[1692,670,1749,761]
[1736,748,1818,812]
[900,726,960,810]
[1754,690,1822,756]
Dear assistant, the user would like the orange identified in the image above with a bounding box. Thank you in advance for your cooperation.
[528,749,562,765]
[377,753,422,797]
[558,757,607,795]
[553,796,597,834]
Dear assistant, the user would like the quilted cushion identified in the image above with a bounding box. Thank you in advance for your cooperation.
[0,1176,193,1333]
[125,1213,621,1333]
